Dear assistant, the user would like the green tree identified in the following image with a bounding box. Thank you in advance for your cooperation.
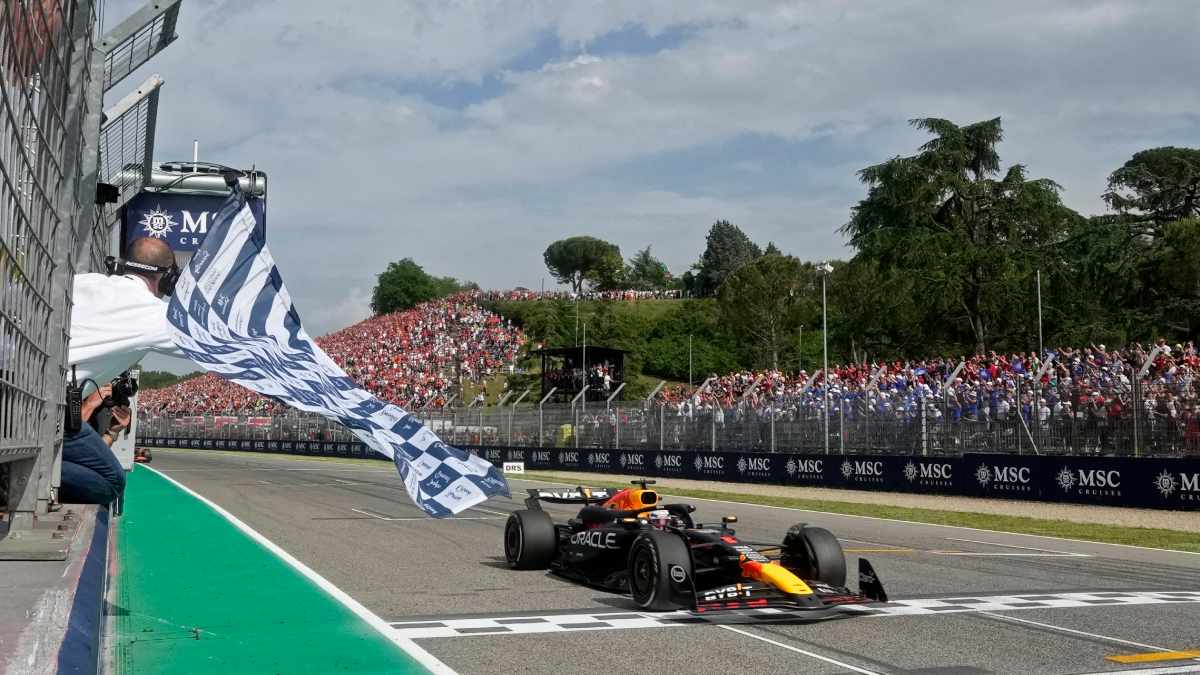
[370,258,468,315]
[842,117,1078,353]
[696,220,762,295]
[718,254,808,369]
[1104,147,1200,231]
[625,246,671,290]
[543,236,623,294]
[763,241,783,256]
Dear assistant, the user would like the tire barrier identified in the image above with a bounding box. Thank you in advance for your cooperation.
[141,437,1200,511]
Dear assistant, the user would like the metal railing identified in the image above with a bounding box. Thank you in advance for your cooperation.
[2,1,176,546]
[139,396,1200,459]
[1,0,100,531]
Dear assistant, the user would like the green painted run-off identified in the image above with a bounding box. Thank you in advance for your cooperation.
[111,466,428,674]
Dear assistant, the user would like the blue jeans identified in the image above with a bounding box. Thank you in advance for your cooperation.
[60,423,125,505]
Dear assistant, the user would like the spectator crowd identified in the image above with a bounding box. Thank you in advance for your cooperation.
[478,288,686,302]
[652,341,1200,453]
[139,294,525,415]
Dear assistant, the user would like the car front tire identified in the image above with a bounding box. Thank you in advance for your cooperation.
[628,530,692,611]
[504,509,556,570]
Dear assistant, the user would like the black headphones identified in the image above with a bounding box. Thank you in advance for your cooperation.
[104,255,181,297]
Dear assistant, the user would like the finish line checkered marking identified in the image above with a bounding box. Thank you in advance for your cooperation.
[389,591,1200,639]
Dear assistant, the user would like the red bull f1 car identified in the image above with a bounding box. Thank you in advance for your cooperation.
[503,480,888,613]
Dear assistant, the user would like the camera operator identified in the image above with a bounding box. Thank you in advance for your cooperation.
[60,237,185,505]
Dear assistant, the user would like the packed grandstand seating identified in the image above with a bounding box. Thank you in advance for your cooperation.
[655,342,1200,433]
[138,293,525,415]
[140,289,1198,451]
[479,288,686,302]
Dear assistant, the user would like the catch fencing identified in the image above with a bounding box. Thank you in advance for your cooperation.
[139,395,1199,459]
[2,0,177,539]
[1,0,100,529]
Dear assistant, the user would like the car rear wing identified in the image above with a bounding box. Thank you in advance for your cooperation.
[524,487,613,508]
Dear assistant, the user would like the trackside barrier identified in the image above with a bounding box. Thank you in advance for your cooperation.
[141,437,1200,511]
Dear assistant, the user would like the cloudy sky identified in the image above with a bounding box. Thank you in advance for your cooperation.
[109,0,1198,352]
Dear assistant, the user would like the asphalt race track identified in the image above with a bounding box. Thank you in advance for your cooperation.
[147,449,1200,674]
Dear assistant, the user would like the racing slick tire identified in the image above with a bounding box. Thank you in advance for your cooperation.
[628,530,692,611]
[781,524,846,587]
[504,509,556,570]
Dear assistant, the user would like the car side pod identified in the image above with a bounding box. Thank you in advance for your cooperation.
[859,559,888,603]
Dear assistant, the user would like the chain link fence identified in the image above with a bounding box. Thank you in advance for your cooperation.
[2,0,101,528]
[140,394,1200,459]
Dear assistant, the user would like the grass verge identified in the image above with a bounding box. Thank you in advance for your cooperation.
[523,471,1200,554]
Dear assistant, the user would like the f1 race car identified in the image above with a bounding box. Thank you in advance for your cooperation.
[503,480,888,612]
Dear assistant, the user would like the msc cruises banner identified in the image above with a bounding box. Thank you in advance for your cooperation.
[123,191,267,252]
[140,436,1200,511]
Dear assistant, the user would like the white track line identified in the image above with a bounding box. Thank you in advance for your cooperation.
[719,625,882,674]
[977,611,1171,652]
[505,477,1200,557]
[351,507,501,522]
[945,537,1090,556]
[145,466,455,674]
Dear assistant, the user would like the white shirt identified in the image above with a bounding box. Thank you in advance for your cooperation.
[67,273,185,395]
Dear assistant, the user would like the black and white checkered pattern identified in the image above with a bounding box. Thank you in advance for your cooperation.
[389,591,1200,639]
[166,195,508,517]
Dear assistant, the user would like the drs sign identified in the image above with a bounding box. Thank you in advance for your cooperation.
[123,192,267,252]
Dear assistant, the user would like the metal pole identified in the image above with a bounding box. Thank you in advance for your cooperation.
[571,387,588,449]
[770,406,776,452]
[607,383,626,449]
[538,387,557,448]
[582,322,587,414]
[1036,269,1044,355]
[688,334,693,387]
[1132,370,1139,458]
[659,404,665,450]
[798,325,803,373]
[821,268,830,455]
[711,405,717,452]
[508,389,530,446]
[839,398,845,454]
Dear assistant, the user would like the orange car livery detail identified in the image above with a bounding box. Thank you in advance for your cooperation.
[601,488,658,512]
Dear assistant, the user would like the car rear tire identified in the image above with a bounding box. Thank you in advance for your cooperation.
[504,509,556,570]
[782,524,846,587]
[628,530,691,611]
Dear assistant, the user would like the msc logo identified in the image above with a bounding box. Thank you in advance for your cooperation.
[975,463,1032,491]
[620,453,644,468]
[694,455,725,472]
[531,450,552,463]
[737,456,771,474]
[904,461,952,483]
[1154,471,1200,500]
[588,452,610,466]
[561,451,580,464]
[138,205,176,239]
[656,454,683,470]
[841,460,884,482]
[1058,466,1121,495]
[506,449,525,462]
[786,458,823,477]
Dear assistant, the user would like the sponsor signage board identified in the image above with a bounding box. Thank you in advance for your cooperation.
[123,192,266,253]
[138,438,1200,510]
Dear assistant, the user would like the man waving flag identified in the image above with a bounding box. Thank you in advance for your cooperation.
[164,187,509,517]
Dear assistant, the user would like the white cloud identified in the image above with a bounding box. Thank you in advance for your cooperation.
[101,0,1200,336]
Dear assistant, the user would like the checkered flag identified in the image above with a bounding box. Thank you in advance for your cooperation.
[165,191,509,517]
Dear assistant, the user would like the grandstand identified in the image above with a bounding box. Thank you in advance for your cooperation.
[139,292,525,414]
[140,289,1200,457]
